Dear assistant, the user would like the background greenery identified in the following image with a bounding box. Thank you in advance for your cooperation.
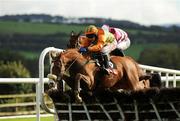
[0,19,179,94]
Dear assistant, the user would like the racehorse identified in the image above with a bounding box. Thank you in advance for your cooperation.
[48,48,157,103]
[67,31,81,48]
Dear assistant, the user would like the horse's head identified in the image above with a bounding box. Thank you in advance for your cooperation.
[49,51,65,81]
[49,49,82,80]
[67,31,81,48]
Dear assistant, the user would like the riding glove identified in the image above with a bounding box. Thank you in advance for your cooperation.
[79,47,88,53]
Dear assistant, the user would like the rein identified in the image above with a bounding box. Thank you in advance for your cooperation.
[64,56,79,75]
[51,52,96,77]
[64,54,95,75]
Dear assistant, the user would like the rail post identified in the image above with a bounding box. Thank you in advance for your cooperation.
[38,47,64,116]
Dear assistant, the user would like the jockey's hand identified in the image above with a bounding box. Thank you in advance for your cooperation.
[79,47,88,53]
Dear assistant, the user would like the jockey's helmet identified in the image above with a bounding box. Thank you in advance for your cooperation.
[85,25,98,38]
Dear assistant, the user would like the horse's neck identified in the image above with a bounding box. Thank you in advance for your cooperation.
[65,49,97,67]
[67,52,96,71]
[65,49,86,66]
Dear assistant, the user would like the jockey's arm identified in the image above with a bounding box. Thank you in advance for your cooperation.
[88,35,105,52]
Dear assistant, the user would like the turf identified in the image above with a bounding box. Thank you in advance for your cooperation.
[0,116,54,121]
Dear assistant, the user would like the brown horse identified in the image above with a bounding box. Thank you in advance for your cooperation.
[49,48,153,103]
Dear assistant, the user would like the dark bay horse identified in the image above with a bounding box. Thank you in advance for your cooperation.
[67,31,81,48]
[49,49,152,103]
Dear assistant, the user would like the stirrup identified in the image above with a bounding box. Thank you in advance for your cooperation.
[95,59,101,67]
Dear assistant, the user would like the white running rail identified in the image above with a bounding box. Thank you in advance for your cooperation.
[139,64,180,87]
[0,78,48,121]
[39,47,64,116]
[0,47,180,121]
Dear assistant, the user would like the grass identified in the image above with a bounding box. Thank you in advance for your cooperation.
[0,21,86,35]
[19,51,40,60]
[0,20,166,36]
[124,43,163,60]
[0,116,54,121]
[0,20,175,60]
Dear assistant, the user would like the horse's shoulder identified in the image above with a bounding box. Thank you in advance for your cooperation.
[124,56,137,62]
[110,55,123,60]
[65,48,79,54]
[110,55,138,65]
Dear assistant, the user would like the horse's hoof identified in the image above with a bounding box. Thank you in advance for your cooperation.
[87,91,93,96]
[117,89,124,93]
[75,97,83,103]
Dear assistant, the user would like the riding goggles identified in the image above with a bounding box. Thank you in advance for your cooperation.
[86,34,96,38]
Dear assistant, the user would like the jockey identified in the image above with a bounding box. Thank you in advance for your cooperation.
[101,24,131,56]
[79,25,117,74]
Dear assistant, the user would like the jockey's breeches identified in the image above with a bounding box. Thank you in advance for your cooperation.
[101,39,117,54]
[117,38,131,50]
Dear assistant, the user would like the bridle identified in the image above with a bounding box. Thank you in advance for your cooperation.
[51,52,95,78]
[62,56,79,76]
[51,52,79,78]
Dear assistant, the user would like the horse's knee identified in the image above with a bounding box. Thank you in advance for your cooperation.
[136,80,150,90]
[143,80,150,88]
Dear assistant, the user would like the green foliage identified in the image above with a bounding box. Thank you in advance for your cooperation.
[0,61,30,78]
[0,20,179,79]
[138,44,180,69]
[0,50,25,63]
[0,61,32,94]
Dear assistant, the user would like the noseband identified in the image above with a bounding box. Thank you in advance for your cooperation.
[51,54,79,77]
[51,51,96,79]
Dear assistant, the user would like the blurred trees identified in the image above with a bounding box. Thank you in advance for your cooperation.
[138,45,180,70]
[0,50,38,77]
[0,61,32,94]
[0,61,30,78]
[0,50,34,94]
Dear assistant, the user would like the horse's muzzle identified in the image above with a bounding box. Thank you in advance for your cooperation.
[47,74,58,81]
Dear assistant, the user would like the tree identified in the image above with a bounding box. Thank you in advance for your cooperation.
[138,45,180,70]
[0,61,32,94]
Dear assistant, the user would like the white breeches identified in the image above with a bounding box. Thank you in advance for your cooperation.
[101,39,117,54]
[116,38,131,50]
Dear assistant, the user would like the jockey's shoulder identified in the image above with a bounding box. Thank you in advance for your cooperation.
[97,28,104,34]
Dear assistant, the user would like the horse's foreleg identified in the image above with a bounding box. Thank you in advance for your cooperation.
[139,79,150,88]
[74,73,92,103]
[74,73,82,103]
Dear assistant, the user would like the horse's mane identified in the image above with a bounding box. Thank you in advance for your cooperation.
[65,48,79,53]
[63,48,95,68]
[65,48,79,54]
[63,48,84,60]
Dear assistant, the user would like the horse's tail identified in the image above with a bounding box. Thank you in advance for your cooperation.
[149,73,162,88]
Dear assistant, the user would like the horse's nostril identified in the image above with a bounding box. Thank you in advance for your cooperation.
[47,74,57,81]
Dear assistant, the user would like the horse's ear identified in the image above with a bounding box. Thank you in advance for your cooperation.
[78,31,82,36]
[50,51,60,59]
[71,31,75,36]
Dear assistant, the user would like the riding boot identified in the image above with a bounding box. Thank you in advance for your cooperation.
[119,49,125,57]
[111,49,125,57]
[103,54,110,69]
[102,54,112,74]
